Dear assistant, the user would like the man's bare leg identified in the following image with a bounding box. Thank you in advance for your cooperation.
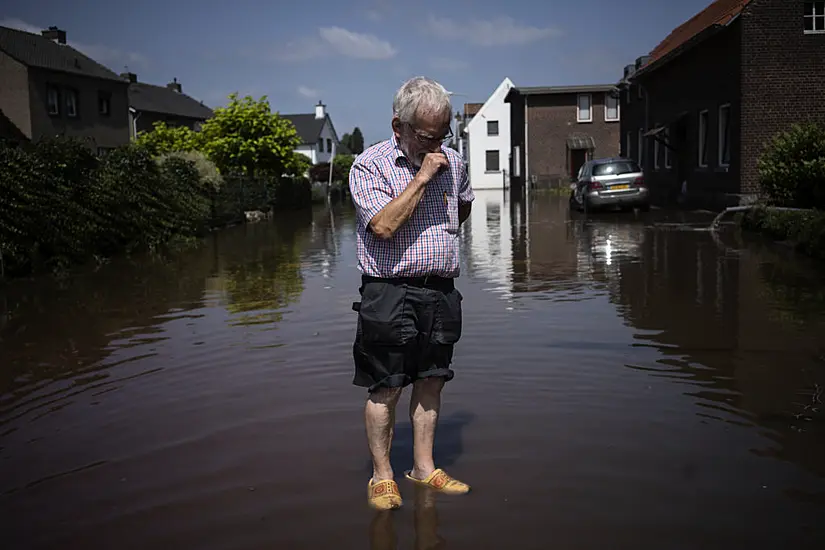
[409,377,444,480]
[366,387,403,482]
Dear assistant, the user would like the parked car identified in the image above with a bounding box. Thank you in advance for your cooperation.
[569,157,650,212]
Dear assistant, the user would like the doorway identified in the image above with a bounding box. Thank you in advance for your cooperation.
[569,148,589,179]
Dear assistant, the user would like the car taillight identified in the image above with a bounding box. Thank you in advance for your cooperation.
[589,181,603,191]
[633,176,645,187]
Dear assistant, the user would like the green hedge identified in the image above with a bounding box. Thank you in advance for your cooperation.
[757,122,825,209]
[741,207,825,261]
[0,138,312,279]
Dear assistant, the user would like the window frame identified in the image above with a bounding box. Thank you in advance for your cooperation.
[98,91,111,117]
[637,129,643,165]
[47,85,60,116]
[804,1,825,34]
[576,93,592,123]
[65,88,79,118]
[485,149,500,172]
[718,103,731,168]
[653,126,660,170]
[664,128,672,169]
[698,109,709,168]
[486,120,499,136]
[604,93,620,122]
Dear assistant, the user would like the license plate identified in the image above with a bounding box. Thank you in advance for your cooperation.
[610,184,630,190]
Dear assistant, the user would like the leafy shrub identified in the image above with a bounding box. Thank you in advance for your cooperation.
[743,206,825,260]
[757,122,825,208]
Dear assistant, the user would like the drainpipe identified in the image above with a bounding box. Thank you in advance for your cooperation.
[524,95,529,194]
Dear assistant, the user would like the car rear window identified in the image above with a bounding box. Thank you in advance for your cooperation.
[592,161,641,176]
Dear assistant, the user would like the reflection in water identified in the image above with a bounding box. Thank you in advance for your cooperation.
[2,194,825,548]
[369,485,445,550]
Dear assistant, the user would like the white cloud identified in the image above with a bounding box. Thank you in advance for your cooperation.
[319,27,397,59]
[272,26,396,62]
[429,57,470,72]
[297,85,320,99]
[425,14,562,46]
[0,18,149,70]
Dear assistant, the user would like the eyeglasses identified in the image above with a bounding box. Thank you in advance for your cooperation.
[406,122,453,146]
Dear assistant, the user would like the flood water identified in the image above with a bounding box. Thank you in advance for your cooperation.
[2,191,825,549]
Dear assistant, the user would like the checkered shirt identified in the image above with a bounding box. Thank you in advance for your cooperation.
[349,136,475,278]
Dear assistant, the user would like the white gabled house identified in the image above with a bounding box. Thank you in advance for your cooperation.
[462,77,514,190]
[282,101,342,165]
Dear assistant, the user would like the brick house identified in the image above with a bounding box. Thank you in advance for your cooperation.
[0,25,130,152]
[619,0,825,209]
[504,85,621,189]
[125,73,213,139]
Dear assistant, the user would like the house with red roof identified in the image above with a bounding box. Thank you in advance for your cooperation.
[619,0,825,209]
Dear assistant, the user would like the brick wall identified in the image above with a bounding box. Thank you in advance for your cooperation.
[632,23,742,208]
[27,67,130,149]
[524,92,620,186]
[740,0,825,194]
[0,51,32,137]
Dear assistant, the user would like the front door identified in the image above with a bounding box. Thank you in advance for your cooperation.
[570,148,588,179]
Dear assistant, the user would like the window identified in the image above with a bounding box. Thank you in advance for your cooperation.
[637,129,643,165]
[698,110,709,167]
[654,128,660,170]
[626,131,632,159]
[605,94,620,122]
[577,94,592,123]
[487,120,499,136]
[637,85,643,99]
[592,160,641,176]
[718,104,731,167]
[664,128,672,169]
[804,1,825,33]
[485,150,499,172]
[625,87,631,105]
[317,138,323,153]
[47,85,59,115]
[98,92,110,116]
[65,89,78,117]
[326,138,332,153]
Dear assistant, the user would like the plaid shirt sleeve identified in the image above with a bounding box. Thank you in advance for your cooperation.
[457,160,474,204]
[349,158,393,228]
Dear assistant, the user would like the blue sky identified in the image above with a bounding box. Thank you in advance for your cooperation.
[3,0,715,145]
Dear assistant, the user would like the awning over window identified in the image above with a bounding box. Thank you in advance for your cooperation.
[567,134,595,150]
[643,126,667,137]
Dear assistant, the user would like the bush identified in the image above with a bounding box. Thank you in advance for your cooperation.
[742,206,825,260]
[757,122,825,208]
[0,138,211,278]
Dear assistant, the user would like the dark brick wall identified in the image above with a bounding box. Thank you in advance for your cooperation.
[630,23,741,208]
[508,91,620,188]
[0,51,32,137]
[28,68,130,149]
[740,0,825,194]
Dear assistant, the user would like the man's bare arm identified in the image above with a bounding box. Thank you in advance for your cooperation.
[369,176,429,239]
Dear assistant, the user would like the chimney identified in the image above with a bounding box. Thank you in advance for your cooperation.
[166,77,182,93]
[315,100,326,119]
[41,26,66,45]
[121,72,137,83]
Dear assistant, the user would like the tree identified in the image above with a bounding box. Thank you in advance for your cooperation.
[351,127,364,154]
[134,121,199,156]
[309,161,345,183]
[340,133,352,154]
[334,154,355,183]
[198,93,301,177]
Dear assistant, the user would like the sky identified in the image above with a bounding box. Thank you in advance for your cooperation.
[2,0,717,145]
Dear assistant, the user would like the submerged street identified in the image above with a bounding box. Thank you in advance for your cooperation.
[2,191,825,549]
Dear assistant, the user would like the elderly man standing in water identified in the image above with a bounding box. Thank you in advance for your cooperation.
[348,76,474,510]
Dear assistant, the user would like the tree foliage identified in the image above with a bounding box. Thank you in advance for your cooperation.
[135,121,199,156]
[350,127,364,154]
[757,122,825,209]
[199,93,302,177]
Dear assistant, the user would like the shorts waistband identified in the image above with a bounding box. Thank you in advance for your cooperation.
[361,274,454,290]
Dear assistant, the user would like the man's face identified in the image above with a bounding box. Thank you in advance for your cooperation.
[393,109,452,167]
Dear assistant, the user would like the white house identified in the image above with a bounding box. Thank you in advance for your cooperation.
[282,101,341,165]
[463,77,514,190]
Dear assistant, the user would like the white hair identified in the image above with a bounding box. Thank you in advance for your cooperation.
[392,76,452,124]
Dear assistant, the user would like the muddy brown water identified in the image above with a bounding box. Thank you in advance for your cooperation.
[2,191,825,549]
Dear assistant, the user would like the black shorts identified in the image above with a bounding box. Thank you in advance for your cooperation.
[352,275,464,392]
